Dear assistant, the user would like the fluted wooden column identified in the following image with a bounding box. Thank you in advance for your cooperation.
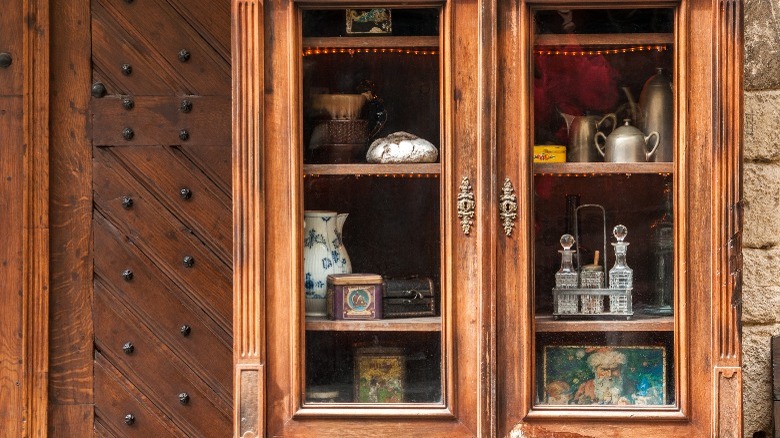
[232,1,264,437]
[713,0,744,435]
[22,0,50,435]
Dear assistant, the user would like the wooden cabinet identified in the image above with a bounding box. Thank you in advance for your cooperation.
[232,0,743,436]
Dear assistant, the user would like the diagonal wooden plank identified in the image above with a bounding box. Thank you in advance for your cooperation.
[93,148,232,330]
[93,211,232,401]
[164,0,231,63]
[94,353,183,437]
[173,145,232,200]
[93,0,230,96]
[94,283,232,436]
[92,0,182,95]
[114,146,232,264]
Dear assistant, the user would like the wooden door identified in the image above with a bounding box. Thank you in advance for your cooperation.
[89,0,234,435]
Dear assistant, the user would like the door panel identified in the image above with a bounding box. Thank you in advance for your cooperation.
[90,0,232,435]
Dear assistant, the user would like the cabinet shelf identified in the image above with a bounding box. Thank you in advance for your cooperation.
[303,36,439,49]
[534,33,673,47]
[304,163,441,176]
[535,314,673,333]
[306,316,441,332]
[534,162,673,175]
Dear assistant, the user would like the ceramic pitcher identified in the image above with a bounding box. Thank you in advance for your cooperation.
[303,210,352,316]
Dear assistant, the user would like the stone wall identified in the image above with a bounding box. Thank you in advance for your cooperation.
[743,0,780,435]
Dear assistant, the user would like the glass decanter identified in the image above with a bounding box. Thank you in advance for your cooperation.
[608,225,633,289]
[555,234,579,289]
[647,181,674,315]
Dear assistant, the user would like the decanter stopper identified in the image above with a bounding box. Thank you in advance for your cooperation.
[560,233,575,250]
[613,224,628,242]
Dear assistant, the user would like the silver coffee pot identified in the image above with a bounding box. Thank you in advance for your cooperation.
[595,119,659,163]
[623,68,674,162]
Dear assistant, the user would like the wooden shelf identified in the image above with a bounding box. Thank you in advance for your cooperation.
[303,36,439,49]
[534,162,673,175]
[304,163,441,176]
[535,314,674,333]
[306,316,441,332]
[534,33,674,47]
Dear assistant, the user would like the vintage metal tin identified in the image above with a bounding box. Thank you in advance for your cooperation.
[354,347,405,403]
[533,145,567,163]
[326,273,383,320]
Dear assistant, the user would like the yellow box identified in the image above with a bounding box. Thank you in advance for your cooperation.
[533,145,567,163]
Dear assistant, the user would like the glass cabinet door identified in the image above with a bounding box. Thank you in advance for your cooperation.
[530,7,677,410]
[300,6,444,407]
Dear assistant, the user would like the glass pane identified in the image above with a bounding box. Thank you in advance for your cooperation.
[300,8,443,406]
[532,8,676,408]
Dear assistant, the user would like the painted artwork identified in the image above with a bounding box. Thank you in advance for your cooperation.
[354,347,405,403]
[542,346,666,406]
[346,9,392,35]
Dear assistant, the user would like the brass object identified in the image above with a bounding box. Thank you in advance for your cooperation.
[457,177,475,235]
[499,177,517,236]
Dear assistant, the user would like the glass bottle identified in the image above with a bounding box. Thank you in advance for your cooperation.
[647,181,673,315]
[608,225,633,289]
[555,234,579,289]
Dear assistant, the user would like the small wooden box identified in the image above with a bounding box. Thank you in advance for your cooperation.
[326,273,383,320]
[383,277,436,318]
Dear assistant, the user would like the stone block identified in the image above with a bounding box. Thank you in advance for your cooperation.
[742,324,780,437]
[745,0,780,90]
[744,90,780,161]
[742,248,780,324]
[743,162,780,248]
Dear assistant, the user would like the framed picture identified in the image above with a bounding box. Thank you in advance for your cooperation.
[542,345,666,406]
[346,9,392,35]
[354,347,405,403]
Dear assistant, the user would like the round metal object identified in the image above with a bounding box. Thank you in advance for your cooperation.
[122,269,134,281]
[121,64,132,75]
[182,256,195,268]
[178,393,190,405]
[122,128,134,140]
[122,342,134,355]
[124,413,135,425]
[179,99,192,113]
[178,49,191,62]
[122,98,134,110]
[91,82,107,98]
[0,53,13,68]
[180,325,191,337]
[180,187,192,200]
[121,196,134,209]
[179,129,189,141]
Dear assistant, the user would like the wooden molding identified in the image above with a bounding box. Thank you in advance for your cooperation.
[22,0,50,436]
[232,0,265,437]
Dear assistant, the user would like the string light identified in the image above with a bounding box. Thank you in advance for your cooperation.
[535,44,668,57]
[303,47,439,57]
[304,172,440,179]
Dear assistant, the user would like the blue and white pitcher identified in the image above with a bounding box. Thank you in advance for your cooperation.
[303,210,352,316]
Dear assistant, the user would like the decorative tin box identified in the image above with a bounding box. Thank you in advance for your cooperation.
[533,145,567,163]
[382,277,436,318]
[354,347,405,403]
[326,273,383,320]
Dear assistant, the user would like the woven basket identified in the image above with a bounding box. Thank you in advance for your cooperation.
[326,120,369,144]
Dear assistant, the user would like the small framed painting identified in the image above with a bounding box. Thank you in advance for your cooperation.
[542,345,666,406]
[346,9,392,35]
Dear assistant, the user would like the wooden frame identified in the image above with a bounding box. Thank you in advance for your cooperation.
[231,0,742,436]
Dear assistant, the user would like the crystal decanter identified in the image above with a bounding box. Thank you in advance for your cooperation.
[608,225,633,289]
[555,234,579,289]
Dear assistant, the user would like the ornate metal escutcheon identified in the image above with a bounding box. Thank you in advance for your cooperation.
[457,177,475,235]
[499,177,518,236]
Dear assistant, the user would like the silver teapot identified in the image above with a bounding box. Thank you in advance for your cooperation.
[560,111,617,162]
[595,119,659,163]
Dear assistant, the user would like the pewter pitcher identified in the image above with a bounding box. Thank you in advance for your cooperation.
[638,68,674,162]
[560,111,617,162]
[595,119,659,163]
